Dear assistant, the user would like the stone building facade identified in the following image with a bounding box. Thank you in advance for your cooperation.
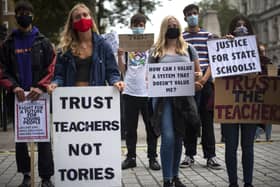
[238,0,280,65]
[0,0,16,31]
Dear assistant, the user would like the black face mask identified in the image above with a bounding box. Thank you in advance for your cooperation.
[166,28,180,39]
[16,15,32,28]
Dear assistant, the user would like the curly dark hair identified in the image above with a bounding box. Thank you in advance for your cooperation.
[228,15,254,36]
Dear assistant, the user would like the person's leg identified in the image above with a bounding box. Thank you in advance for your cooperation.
[141,97,158,159]
[37,142,54,179]
[265,124,272,141]
[172,135,186,187]
[173,135,183,177]
[200,81,216,159]
[124,94,139,159]
[194,89,202,138]
[221,124,225,143]
[122,95,140,169]
[184,122,198,157]
[16,142,30,173]
[180,124,197,168]
[120,94,126,140]
[201,110,216,158]
[16,142,31,187]
[160,99,175,182]
[224,124,239,185]
[37,142,54,186]
[181,87,202,160]
[141,97,160,170]
[241,124,256,185]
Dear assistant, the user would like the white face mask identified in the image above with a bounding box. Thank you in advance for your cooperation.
[233,25,249,36]
[186,15,198,27]
[132,27,145,34]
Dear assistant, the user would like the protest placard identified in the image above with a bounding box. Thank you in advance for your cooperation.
[52,87,121,187]
[14,93,50,142]
[207,35,261,78]
[148,62,194,97]
[119,33,154,52]
[214,76,280,124]
[102,31,119,54]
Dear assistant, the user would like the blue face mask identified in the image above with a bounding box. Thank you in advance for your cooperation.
[132,27,145,34]
[186,15,198,27]
[233,25,248,36]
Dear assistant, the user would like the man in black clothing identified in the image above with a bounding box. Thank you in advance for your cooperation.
[0,1,56,186]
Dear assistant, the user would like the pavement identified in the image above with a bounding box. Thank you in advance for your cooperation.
[1,120,280,187]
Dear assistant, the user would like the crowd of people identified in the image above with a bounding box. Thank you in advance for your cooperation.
[0,0,278,187]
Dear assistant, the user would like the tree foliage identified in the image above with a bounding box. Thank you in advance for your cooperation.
[17,0,162,43]
[198,0,240,35]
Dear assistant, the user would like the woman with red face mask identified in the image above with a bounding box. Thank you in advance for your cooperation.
[47,3,124,92]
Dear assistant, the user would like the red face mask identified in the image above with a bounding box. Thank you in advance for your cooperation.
[73,18,93,32]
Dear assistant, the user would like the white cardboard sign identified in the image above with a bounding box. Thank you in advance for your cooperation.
[15,93,50,142]
[148,62,194,97]
[52,87,121,187]
[207,35,261,78]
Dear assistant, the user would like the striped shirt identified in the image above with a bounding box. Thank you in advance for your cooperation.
[183,29,212,71]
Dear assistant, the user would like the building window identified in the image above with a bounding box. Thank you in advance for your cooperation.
[2,0,8,14]
[2,21,8,29]
[273,17,279,43]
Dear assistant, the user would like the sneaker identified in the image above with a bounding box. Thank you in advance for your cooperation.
[244,183,254,187]
[173,176,186,187]
[207,157,222,170]
[163,180,173,187]
[149,159,161,170]
[180,156,194,168]
[18,175,31,187]
[122,157,136,169]
[41,179,54,187]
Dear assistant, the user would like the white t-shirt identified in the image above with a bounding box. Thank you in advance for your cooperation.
[123,51,148,97]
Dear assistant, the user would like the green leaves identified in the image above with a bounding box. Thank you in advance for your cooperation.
[22,0,162,43]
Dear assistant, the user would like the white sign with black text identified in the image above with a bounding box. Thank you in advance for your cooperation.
[14,93,50,142]
[207,35,261,78]
[102,31,119,54]
[148,62,194,97]
[52,87,121,187]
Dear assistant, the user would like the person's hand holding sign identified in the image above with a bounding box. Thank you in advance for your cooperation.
[47,83,58,94]
[13,87,25,102]
[26,87,43,101]
[114,81,125,92]
[194,71,204,91]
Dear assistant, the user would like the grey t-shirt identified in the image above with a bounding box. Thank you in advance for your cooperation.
[149,44,199,63]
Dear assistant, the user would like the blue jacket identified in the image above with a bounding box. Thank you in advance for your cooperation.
[53,32,120,86]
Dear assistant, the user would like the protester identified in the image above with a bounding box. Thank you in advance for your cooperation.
[0,0,55,186]
[118,13,160,170]
[223,15,258,187]
[47,3,124,92]
[149,15,201,187]
[181,4,221,170]
[255,44,273,142]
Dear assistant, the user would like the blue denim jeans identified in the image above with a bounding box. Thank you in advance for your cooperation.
[223,124,256,184]
[160,99,183,181]
[255,124,272,141]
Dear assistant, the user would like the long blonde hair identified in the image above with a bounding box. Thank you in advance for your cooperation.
[152,16,187,58]
[57,3,99,54]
